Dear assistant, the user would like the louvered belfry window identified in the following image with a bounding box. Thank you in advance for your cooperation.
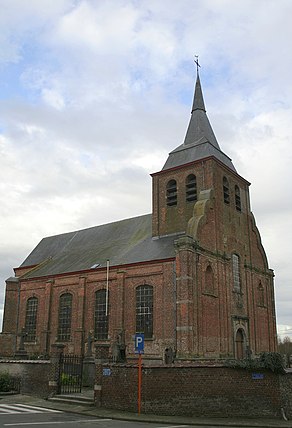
[58,293,72,341]
[186,174,197,202]
[235,185,241,212]
[25,297,38,342]
[94,289,108,340]
[223,176,230,204]
[136,285,153,338]
[166,179,177,206]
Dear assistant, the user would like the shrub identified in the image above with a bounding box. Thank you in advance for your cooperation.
[0,372,16,392]
[226,352,286,374]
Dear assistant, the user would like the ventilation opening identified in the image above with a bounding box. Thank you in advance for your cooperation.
[166,179,177,206]
[186,174,197,202]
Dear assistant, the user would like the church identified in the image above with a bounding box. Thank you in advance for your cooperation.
[0,68,277,362]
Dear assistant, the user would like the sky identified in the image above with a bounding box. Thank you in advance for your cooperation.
[0,0,291,340]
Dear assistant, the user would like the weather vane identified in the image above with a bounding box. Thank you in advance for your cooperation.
[194,55,201,75]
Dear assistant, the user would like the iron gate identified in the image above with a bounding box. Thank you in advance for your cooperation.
[59,354,83,394]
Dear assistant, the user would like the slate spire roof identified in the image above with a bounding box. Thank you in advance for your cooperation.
[162,69,236,171]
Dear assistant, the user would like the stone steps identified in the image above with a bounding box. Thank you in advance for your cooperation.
[48,393,94,407]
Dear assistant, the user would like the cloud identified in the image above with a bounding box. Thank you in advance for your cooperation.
[0,0,292,337]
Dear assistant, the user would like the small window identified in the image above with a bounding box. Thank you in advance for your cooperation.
[136,285,153,338]
[232,254,241,292]
[223,177,230,204]
[235,185,241,212]
[58,293,72,342]
[166,179,177,206]
[186,174,197,202]
[94,289,109,340]
[25,297,38,342]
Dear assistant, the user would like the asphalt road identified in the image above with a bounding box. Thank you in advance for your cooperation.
[0,403,288,428]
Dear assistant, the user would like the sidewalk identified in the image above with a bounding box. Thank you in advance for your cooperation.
[0,393,291,427]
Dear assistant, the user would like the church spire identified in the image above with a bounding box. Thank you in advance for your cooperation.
[183,60,219,148]
[162,60,236,172]
[191,56,206,113]
[191,73,206,113]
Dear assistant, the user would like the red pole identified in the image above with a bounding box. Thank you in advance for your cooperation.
[138,353,142,414]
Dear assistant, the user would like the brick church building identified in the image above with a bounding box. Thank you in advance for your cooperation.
[1,69,277,362]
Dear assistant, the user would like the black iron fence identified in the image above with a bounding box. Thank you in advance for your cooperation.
[58,354,83,394]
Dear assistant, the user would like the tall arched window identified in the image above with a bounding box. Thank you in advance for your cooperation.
[235,185,241,212]
[232,254,241,292]
[223,177,230,204]
[205,265,214,294]
[58,293,72,342]
[25,297,38,342]
[136,285,153,338]
[186,174,197,202]
[94,289,109,340]
[166,179,177,206]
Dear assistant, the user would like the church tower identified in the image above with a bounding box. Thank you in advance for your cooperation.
[152,66,277,358]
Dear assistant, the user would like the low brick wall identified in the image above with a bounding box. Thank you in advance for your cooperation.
[0,360,51,398]
[99,364,289,419]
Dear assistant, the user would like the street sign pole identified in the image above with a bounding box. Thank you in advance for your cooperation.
[138,352,142,415]
[134,334,144,415]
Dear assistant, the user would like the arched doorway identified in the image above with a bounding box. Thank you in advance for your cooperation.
[235,329,245,359]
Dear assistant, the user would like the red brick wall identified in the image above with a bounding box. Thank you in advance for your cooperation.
[100,364,284,418]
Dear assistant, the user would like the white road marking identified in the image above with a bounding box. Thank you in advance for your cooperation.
[0,404,62,415]
[156,426,189,428]
[4,419,112,426]
[7,404,62,413]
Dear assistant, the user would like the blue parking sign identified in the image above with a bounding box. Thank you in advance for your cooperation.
[135,333,144,354]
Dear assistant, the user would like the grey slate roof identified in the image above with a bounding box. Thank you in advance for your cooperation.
[162,74,236,172]
[20,214,176,279]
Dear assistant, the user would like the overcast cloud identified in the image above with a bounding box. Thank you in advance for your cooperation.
[0,0,291,339]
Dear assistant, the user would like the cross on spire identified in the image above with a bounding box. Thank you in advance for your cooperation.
[194,55,201,75]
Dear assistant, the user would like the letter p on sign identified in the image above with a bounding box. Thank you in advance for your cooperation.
[135,333,144,354]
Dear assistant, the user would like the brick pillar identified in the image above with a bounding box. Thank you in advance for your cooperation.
[48,344,65,397]
[94,344,110,406]
[41,280,53,356]
[2,278,20,356]
[174,236,196,358]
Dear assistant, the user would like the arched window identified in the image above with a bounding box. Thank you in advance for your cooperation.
[136,285,153,338]
[205,265,214,294]
[58,293,72,342]
[186,174,197,202]
[235,185,241,212]
[94,289,109,340]
[25,297,38,342]
[232,254,241,292]
[223,177,230,204]
[166,179,177,206]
